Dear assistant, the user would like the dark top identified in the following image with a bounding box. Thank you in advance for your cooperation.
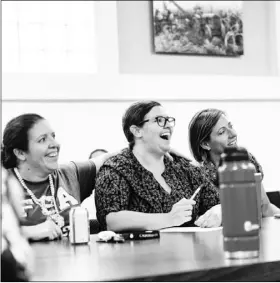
[201,152,264,187]
[11,160,96,226]
[95,148,220,231]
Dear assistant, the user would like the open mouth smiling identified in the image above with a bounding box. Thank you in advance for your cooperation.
[160,132,171,141]
[46,152,58,158]
[228,139,237,146]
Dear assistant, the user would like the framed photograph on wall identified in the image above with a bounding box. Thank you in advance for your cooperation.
[152,1,244,56]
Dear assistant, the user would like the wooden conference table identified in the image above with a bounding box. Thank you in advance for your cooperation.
[31,217,280,281]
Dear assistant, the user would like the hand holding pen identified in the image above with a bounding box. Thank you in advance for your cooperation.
[167,185,203,227]
[190,185,203,200]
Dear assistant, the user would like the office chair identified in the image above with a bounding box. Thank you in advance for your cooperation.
[267,191,280,208]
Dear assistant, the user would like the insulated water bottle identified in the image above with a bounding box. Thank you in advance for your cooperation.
[218,147,260,259]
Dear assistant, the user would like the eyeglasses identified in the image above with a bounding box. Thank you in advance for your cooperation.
[139,116,176,128]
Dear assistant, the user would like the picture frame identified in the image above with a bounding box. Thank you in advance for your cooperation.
[152,1,244,57]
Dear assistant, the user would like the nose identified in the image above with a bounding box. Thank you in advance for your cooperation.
[165,118,175,128]
[165,121,173,128]
[48,136,60,149]
[228,127,237,138]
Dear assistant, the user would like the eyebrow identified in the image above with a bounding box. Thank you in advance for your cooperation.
[35,132,55,141]
[153,115,169,119]
[217,126,226,132]
[34,134,47,141]
[217,122,233,132]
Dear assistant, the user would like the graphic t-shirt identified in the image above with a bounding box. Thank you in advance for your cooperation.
[11,160,96,226]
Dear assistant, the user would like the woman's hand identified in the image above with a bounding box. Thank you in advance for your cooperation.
[91,150,121,173]
[168,148,191,160]
[23,219,62,241]
[166,148,198,166]
[195,204,222,228]
[168,198,196,227]
[40,219,62,240]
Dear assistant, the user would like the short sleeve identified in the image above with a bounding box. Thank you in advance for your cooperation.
[95,166,130,231]
[71,160,96,202]
[249,152,264,178]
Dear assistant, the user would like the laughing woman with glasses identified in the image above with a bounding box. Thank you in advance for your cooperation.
[95,101,221,232]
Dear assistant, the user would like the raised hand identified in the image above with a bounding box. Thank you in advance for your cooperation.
[91,150,122,173]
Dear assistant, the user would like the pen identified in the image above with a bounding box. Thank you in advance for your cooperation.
[190,185,203,200]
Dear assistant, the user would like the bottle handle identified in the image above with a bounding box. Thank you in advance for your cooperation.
[244,221,260,232]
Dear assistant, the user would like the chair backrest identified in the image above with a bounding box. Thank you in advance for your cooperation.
[267,191,280,209]
[89,219,100,234]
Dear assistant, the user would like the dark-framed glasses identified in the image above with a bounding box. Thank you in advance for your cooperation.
[140,116,176,128]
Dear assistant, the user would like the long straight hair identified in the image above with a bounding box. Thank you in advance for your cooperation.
[188,109,225,162]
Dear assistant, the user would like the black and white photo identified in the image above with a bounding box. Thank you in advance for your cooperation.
[152,1,244,56]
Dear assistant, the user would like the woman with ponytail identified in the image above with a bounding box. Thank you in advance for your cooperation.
[2,113,117,241]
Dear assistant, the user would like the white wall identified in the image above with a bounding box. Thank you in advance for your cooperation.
[2,1,280,192]
[117,1,277,76]
[3,1,280,101]
[2,100,280,192]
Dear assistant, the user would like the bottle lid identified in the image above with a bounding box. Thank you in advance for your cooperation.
[220,146,249,162]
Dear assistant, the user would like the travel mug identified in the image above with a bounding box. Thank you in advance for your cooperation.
[218,147,260,259]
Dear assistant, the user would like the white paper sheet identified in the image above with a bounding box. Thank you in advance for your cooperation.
[160,226,223,233]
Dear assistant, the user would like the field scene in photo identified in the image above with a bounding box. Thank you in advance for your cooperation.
[152,1,244,56]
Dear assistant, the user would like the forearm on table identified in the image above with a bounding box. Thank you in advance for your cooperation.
[106,211,171,232]
[22,225,40,239]
[269,203,280,214]
[262,203,280,217]
[261,185,280,216]
[21,222,48,240]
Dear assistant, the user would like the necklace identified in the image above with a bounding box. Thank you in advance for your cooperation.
[14,168,65,228]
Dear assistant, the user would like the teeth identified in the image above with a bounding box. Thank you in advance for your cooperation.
[48,152,57,157]
[161,133,170,137]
